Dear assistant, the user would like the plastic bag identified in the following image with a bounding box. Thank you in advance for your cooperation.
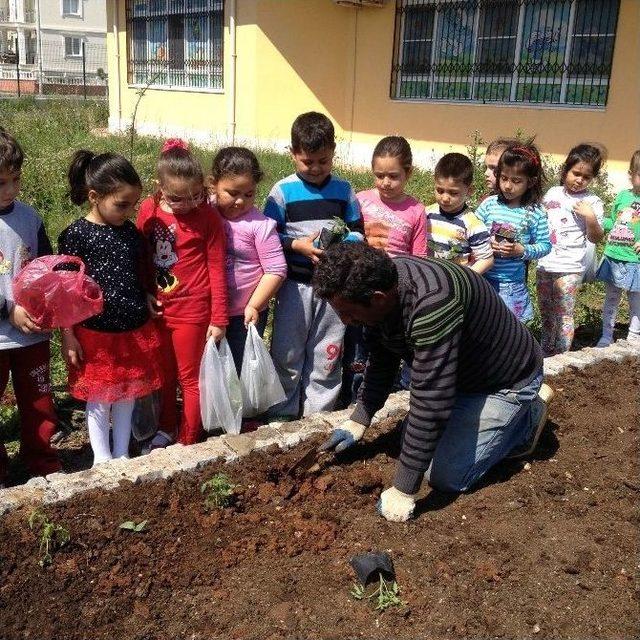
[199,337,243,434]
[12,255,103,330]
[240,324,286,418]
[581,243,600,284]
[131,390,161,442]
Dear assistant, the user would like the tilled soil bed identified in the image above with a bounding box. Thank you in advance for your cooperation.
[1,360,638,640]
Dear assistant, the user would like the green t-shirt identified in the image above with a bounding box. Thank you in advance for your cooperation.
[603,189,640,263]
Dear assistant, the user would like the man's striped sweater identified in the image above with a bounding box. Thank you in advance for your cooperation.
[350,256,543,494]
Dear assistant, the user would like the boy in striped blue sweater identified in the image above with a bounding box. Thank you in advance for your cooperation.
[264,112,363,418]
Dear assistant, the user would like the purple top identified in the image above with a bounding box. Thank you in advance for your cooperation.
[222,207,287,317]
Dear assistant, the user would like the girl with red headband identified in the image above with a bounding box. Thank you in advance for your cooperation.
[137,139,228,448]
[476,140,551,323]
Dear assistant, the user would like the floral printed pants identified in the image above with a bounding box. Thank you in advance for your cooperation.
[535,271,582,356]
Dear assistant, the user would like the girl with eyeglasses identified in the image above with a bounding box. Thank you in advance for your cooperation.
[137,139,228,449]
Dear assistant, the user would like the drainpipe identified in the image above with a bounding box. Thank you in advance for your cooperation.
[227,0,236,143]
[35,0,42,95]
[112,0,122,130]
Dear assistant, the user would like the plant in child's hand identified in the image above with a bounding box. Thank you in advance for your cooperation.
[28,510,70,567]
[119,519,148,533]
[201,473,235,510]
[349,574,405,612]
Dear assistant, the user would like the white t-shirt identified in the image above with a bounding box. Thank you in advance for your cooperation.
[537,186,604,274]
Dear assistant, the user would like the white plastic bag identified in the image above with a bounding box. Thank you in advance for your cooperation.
[240,324,286,417]
[199,337,243,434]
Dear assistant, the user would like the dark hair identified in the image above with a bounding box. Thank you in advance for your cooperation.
[291,112,335,154]
[560,143,606,185]
[629,149,640,175]
[496,140,545,207]
[157,143,204,185]
[312,243,398,305]
[68,150,142,205]
[486,137,519,156]
[372,136,412,172]
[0,127,24,173]
[211,147,264,184]
[434,152,474,186]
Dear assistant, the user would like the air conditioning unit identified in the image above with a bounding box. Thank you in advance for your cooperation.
[333,0,387,8]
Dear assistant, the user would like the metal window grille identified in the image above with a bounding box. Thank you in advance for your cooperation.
[391,0,620,107]
[126,0,224,90]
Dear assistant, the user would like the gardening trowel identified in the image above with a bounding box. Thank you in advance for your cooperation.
[286,443,333,477]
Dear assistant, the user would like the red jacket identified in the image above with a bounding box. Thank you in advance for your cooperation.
[137,197,228,326]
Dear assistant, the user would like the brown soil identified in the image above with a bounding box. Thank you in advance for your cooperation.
[1,360,638,640]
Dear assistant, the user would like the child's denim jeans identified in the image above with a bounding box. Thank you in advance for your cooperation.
[423,369,544,493]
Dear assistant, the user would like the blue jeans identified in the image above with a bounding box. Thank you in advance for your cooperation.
[424,370,544,493]
[488,279,534,324]
[225,310,268,376]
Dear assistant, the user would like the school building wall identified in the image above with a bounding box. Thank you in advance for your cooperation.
[106,0,640,189]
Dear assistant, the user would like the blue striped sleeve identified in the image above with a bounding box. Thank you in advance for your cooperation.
[344,183,364,241]
[522,207,551,260]
[263,183,295,252]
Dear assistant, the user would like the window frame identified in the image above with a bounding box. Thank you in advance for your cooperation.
[61,0,82,18]
[64,35,83,58]
[125,0,225,93]
[390,0,621,108]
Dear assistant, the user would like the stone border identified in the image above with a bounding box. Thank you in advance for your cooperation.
[1,342,638,517]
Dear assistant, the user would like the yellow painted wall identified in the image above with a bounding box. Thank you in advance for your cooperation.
[106,0,639,182]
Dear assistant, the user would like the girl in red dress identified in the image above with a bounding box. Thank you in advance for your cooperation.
[59,151,163,465]
[137,139,228,447]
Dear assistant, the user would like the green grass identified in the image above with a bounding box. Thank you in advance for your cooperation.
[0,99,629,453]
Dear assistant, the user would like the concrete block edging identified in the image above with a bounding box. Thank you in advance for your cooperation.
[0,343,637,516]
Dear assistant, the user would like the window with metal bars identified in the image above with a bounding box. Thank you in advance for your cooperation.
[391,0,620,107]
[126,0,224,91]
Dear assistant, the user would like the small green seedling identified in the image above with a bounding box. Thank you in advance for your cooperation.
[28,510,70,567]
[119,520,148,532]
[350,574,405,612]
[201,473,235,510]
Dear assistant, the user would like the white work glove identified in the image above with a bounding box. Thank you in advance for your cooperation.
[376,486,417,522]
[319,419,366,453]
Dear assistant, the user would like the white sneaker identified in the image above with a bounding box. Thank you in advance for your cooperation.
[508,384,555,459]
[595,337,612,348]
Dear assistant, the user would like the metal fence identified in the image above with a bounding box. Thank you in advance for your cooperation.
[0,41,107,99]
[391,0,621,107]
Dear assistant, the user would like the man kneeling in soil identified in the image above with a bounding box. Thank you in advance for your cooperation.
[313,243,553,522]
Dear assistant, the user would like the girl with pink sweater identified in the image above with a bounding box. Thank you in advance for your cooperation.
[209,147,287,374]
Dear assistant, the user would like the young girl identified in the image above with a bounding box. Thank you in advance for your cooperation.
[536,144,605,355]
[356,136,426,257]
[339,136,426,406]
[209,147,286,375]
[136,139,228,448]
[476,141,551,323]
[595,149,640,347]
[59,151,163,466]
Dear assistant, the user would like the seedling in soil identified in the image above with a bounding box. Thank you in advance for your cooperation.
[350,574,405,612]
[119,520,148,533]
[27,510,70,567]
[201,473,235,510]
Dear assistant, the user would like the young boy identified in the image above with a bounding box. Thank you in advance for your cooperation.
[0,127,60,484]
[483,137,518,195]
[426,152,494,274]
[264,112,363,418]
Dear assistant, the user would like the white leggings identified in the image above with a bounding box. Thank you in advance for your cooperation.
[601,284,640,341]
[86,400,135,465]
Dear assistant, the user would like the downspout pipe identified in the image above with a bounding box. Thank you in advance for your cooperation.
[112,0,122,130]
[227,0,236,143]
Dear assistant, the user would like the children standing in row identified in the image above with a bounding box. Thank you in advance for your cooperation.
[209,147,287,374]
[137,140,228,448]
[0,128,60,482]
[59,151,163,465]
[536,144,605,355]
[426,152,493,273]
[595,150,640,347]
[476,142,552,322]
[264,112,363,419]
